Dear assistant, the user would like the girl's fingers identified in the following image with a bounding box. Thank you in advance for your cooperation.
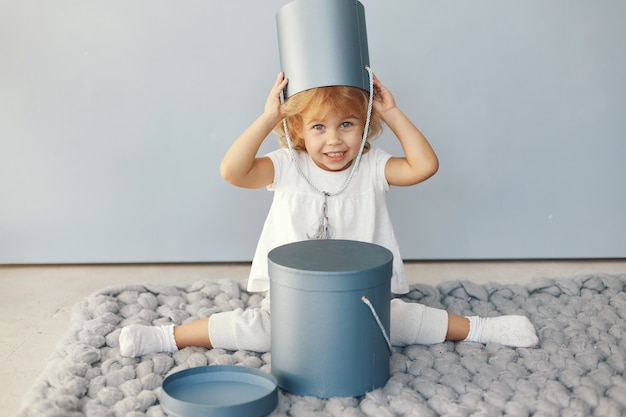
[275,72,288,90]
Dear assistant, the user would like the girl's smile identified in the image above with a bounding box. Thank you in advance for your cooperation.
[302,113,364,171]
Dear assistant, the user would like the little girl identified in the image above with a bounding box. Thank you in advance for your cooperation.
[119,72,538,357]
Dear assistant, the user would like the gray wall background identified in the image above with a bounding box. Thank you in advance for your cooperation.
[1,0,625,264]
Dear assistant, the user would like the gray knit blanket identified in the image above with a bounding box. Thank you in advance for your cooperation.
[17,274,626,417]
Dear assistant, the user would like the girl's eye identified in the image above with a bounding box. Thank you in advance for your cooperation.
[341,121,353,128]
[313,124,325,131]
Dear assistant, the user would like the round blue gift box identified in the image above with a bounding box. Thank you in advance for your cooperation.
[269,239,393,398]
[276,0,370,99]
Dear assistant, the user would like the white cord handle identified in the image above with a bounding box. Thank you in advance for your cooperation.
[362,295,393,355]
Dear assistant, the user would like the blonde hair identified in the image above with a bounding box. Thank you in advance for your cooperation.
[273,86,382,152]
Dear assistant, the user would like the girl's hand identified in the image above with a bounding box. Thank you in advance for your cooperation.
[263,72,289,126]
[372,73,439,187]
[371,74,397,117]
[220,73,286,189]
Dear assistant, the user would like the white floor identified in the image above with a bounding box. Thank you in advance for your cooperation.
[2,260,625,416]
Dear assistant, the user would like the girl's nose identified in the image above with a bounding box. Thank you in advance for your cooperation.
[326,130,343,145]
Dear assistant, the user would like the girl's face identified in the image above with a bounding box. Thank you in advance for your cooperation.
[301,111,364,172]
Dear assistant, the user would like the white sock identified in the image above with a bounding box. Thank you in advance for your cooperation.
[465,315,539,347]
[119,324,178,357]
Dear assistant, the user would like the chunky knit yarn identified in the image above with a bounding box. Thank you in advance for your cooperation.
[17,275,626,417]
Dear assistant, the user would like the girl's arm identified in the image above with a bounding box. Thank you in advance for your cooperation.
[219,73,288,189]
[373,75,439,187]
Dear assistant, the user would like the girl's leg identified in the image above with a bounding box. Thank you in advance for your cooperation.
[446,314,470,341]
[390,299,538,348]
[119,298,272,357]
[390,299,449,346]
[174,318,212,349]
